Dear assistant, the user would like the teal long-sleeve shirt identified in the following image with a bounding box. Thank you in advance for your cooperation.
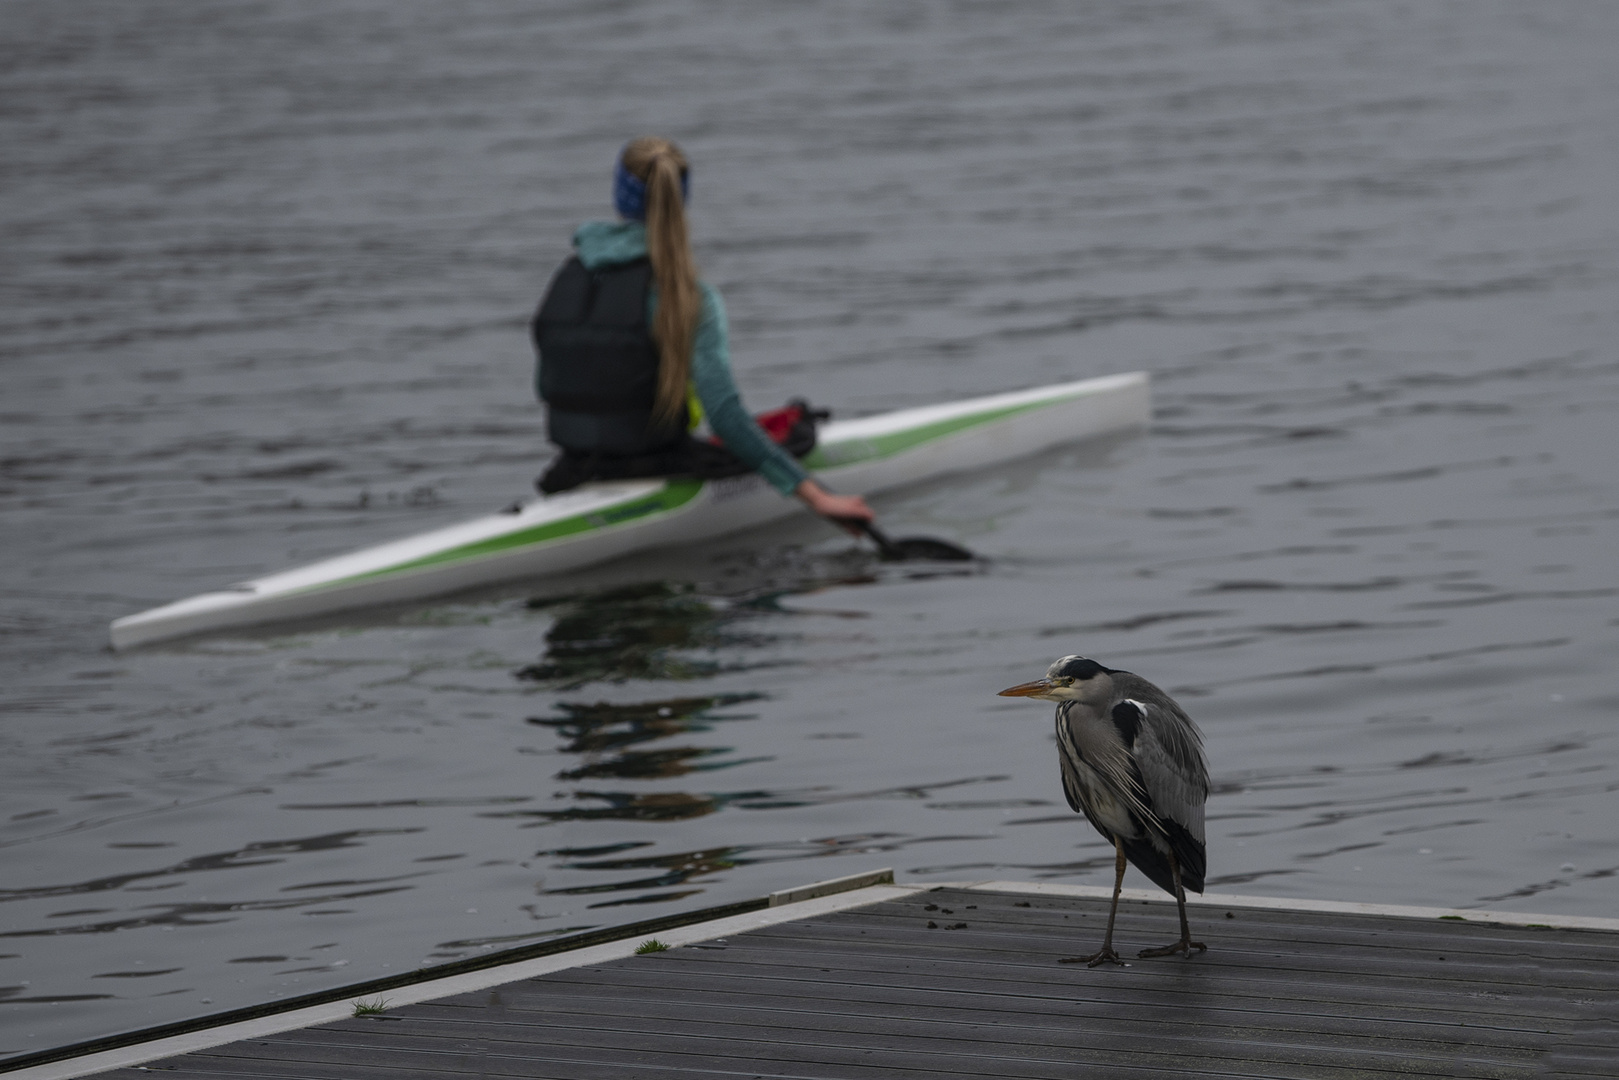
[571,220,810,497]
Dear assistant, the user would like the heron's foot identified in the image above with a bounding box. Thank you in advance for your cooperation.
[1059,946,1125,968]
[1137,938,1207,959]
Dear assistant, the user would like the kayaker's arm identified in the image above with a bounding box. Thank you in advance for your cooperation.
[689,285,869,525]
[687,285,811,496]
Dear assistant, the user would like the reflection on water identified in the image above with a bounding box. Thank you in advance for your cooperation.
[546,845,753,902]
[517,583,763,687]
[502,789,765,826]
[515,566,882,687]
[530,693,767,781]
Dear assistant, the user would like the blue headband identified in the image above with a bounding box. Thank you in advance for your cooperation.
[613,157,688,221]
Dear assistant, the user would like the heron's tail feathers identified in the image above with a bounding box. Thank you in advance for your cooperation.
[1170,819,1206,893]
[1124,826,1206,898]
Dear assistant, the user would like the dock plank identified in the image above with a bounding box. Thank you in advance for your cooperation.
[84,886,1617,1080]
[176,1028,1498,1080]
[259,1000,1543,1073]
[512,942,1597,1026]
[400,981,1551,1055]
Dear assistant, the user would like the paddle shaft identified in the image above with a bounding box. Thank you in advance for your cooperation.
[855,518,906,559]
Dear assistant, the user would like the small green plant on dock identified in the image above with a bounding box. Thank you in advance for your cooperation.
[635,939,670,954]
[352,998,390,1016]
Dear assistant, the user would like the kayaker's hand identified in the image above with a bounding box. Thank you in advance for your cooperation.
[796,480,873,534]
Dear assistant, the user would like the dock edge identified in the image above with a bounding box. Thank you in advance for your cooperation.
[0,872,913,1080]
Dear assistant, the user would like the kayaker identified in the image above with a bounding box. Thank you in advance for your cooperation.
[532,136,874,530]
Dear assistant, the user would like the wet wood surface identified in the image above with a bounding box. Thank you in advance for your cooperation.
[96,887,1619,1079]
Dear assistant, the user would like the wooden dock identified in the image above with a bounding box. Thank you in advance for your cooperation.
[7,874,1617,1080]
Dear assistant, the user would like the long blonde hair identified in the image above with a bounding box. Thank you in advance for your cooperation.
[620,136,699,426]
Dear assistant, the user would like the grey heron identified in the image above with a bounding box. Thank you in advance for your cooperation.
[999,655,1208,967]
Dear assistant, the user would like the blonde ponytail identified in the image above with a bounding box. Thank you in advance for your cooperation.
[620,136,699,427]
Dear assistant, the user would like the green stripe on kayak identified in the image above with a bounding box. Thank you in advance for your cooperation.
[297,389,1089,594]
[803,391,1089,470]
[302,479,705,593]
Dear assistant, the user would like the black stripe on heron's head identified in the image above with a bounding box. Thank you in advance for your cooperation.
[1048,655,1113,681]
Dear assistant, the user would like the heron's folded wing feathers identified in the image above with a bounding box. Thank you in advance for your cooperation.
[1125,699,1208,845]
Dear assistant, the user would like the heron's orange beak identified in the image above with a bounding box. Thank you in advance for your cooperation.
[997,679,1054,698]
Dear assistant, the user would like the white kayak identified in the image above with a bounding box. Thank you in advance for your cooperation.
[109,372,1150,650]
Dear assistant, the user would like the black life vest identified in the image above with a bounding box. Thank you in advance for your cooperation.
[531,256,689,455]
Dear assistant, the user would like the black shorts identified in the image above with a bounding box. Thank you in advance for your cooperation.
[536,399,823,495]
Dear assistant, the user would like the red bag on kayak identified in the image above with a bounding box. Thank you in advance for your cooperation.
[711,397,827,459]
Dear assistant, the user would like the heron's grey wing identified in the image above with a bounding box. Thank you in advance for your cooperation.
[1119,694,1209,891]
[1111,678,1208,844]
[1131,706,1208,843]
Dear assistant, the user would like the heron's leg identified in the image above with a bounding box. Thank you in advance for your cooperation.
[1138,852,1207,959]
[1061,839,1125,967]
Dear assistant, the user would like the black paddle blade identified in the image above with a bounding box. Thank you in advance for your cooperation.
[879,536,975,562]
[836,518,976,562]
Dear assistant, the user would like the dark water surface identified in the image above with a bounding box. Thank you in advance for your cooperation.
[3,0,1617,1057]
